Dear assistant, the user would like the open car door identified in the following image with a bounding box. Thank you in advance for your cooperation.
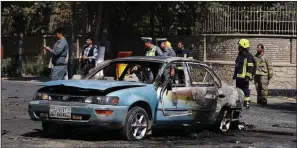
[186,62,220,123]
[155,62,193,125]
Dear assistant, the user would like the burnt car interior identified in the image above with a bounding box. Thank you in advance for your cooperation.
[90,61,163,83]
[187,63,215,87]
[160,62,186,87]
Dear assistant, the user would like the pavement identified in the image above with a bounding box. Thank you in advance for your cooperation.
[1,79,296,147]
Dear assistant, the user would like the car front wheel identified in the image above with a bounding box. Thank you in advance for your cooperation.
[214,108,232,133]
[122,106,149,140]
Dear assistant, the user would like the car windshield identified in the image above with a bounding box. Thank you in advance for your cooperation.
[87,60,164,84]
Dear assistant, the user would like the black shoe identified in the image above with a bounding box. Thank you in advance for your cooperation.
[243,100,250,109]
[257,99,267,105]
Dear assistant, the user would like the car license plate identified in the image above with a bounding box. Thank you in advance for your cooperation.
[49,105,71,119]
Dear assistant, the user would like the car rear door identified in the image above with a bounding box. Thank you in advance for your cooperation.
[186,62,219,123]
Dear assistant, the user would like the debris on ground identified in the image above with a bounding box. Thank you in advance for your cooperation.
[8,96,19,99]
[8,137,18,140]
[2,130,10,135]
[238,122,256,131]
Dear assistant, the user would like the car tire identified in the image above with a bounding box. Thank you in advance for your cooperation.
[121,106,150,141]
[214,108,232,133]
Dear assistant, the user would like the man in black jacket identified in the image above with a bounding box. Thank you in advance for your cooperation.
[80,37,98,76]
[176,41,193,59]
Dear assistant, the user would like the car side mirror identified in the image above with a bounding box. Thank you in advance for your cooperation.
[218,90,225,98]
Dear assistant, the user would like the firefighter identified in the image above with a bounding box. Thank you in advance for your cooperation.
[233,39,255,109]
[254,44,273,105]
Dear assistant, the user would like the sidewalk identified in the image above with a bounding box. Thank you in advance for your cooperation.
[1,76,50,83]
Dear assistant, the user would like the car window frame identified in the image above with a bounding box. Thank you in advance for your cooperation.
[202,64,222,88]
[169,61,191,88]
[186,62,216,87]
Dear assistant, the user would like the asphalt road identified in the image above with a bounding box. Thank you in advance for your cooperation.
[1,80,296,148]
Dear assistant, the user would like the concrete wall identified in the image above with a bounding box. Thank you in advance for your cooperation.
[171,34,296,89]
[210,63,296,89]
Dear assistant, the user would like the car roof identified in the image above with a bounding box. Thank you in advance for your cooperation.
[113,56,202,63]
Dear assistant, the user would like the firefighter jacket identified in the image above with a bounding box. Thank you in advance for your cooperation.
[233,51,255,80]
[254,52,273,79]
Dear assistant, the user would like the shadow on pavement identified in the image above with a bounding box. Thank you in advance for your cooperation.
[21,128,123,141]
[20,127,258,143]
[257,102,296,113]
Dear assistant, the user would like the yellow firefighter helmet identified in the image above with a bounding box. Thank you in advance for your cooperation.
[238,39,250,49]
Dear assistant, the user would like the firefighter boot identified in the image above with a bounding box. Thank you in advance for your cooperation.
[243,97,251,109]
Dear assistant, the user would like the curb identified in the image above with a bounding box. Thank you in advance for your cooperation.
[1,76,50,83]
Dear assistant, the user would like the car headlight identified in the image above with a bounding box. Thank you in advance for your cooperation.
[84,96,119,105]
[33,92,50,100]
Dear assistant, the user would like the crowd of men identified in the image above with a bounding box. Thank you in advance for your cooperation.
[143,37,193,59]
[43,28,273,109]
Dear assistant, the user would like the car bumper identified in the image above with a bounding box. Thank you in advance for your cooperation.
[28,101,129,129]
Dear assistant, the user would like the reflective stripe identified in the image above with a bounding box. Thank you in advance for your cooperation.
[237,58,247,78]
[246,72,252,79]
[146,46,156,56]
[184,54,187,58]
[188,57,193,59]
[244,97,251,101]
[177,66,184,70]
[247,63,254,66]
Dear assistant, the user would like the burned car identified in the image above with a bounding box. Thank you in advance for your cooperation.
[28,56,244,140]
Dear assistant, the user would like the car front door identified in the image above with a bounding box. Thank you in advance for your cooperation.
[186,62,219,124]
[155,62,194,125]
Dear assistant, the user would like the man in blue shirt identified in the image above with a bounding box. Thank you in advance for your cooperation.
[43,28,69,80]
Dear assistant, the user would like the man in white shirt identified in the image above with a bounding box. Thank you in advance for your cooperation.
[80,37,98,76]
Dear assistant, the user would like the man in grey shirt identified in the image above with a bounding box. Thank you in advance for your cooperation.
[160,40,176,57]
[43,28,69,80]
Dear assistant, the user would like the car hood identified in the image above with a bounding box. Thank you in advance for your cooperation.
[39,80,148,91]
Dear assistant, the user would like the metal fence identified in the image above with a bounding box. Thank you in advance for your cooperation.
[202,4,297,35]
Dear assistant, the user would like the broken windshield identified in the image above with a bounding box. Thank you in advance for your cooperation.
[87,61,164,84]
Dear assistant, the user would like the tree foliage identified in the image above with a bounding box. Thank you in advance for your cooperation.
[1,1,295,36]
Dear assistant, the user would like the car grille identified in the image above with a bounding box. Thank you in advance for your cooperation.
[48,94,87,102]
